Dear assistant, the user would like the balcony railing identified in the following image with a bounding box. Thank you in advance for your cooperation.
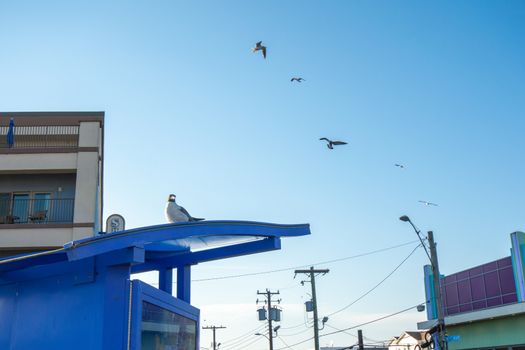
[0,198,74,225]
[0,124,79,149]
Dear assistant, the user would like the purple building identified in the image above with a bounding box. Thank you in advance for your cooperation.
[418,231,525,350]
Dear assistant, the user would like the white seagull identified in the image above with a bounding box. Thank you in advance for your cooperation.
[419,200,438,207]
[252,41,267,59]
[165,194,205,223]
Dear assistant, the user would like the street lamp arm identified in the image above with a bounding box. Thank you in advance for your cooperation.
[401,216,432,262]
[255,333,270,340]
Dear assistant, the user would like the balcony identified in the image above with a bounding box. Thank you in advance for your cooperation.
[0,198,74,225]
[0,123,79,151]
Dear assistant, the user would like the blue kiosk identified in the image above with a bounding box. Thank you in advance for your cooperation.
[0,220,310,349]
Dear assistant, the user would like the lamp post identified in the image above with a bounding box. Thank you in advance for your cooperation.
[399,216,447,350]
[255,326,280,349]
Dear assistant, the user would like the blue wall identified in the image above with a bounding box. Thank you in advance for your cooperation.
[0,258,130,349]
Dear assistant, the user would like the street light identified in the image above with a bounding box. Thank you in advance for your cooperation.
[255,326,281,349]
[399,215,447,350]
[399,216,431,261]
[319,316,329,330]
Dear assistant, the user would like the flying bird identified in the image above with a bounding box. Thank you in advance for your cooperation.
[419,200,438,207]
[291,77,305,82]
[165,194,205,223]
[252,41,267,59]
[395,164,405,169]
[319,137,347,150]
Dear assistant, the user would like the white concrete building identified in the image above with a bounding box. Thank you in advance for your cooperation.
[0,112,104,256]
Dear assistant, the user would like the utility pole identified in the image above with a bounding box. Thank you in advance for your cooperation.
[257,289,280,350]
[294,266,329,350]
[357,329,364,350]
[400,217,447,350]
[428,231,447,350]
[202,325,226,350]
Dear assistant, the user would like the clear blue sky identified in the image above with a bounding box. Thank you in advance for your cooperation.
[1,1,524,349]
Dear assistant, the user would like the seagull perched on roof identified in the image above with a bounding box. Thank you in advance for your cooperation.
[252,41,267,59]
[419,200,438,207]
[165,194,205,223]
[319,137,347,150]
[291,77,305,82]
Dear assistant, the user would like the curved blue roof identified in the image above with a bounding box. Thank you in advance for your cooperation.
[0,221,310,274]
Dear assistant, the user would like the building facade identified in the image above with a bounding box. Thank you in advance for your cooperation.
[0,112,103,256]
[388,331,427,350]
[418,231,525,350]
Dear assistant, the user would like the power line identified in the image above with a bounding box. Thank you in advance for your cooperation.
[279,327,313,338]
[192,240,419,282]
[274,302,424,350]
[220,330,265,350]
[276,335,295,350]
[224,334,265,350]
[324,324,359,339]
[280,318,312,330]
[219,324,266,347]
[277,243,421,335]
[327,244,421,317]
[255,242,421,335]
[221,324,265,342]
[323,325,387,345]
[321,302,426,337]
[274,335,314,350]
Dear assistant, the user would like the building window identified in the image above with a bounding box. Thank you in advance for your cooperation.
[12,193,30,223]
[30,193,51,222]
[0,191,75,224]
[0,193,10,222]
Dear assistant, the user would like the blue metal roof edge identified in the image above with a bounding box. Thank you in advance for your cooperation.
[71,220,310,246]
[0,221,310,272]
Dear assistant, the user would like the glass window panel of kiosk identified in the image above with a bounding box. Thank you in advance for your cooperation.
[141,301,197,350]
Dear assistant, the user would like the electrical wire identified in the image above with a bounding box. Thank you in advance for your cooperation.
[321,302,426,337]
[326,243,422,317]
[270,244,422,347]
[219,324,267,349]
[192,240,419,282]
[219,324,266,346]
[276,335,295,349]
[213,329,266,350]
[324,324,359,339]
[220,334,263,350]
[230,241,420,334]
[223,333,265,350]
[274,335,314,350]
[274,302,423,350]
[322,325,391,348]
[280,321,309,331]
[279,326,313,338]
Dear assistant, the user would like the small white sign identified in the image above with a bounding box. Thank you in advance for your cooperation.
[106,214,125,233]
